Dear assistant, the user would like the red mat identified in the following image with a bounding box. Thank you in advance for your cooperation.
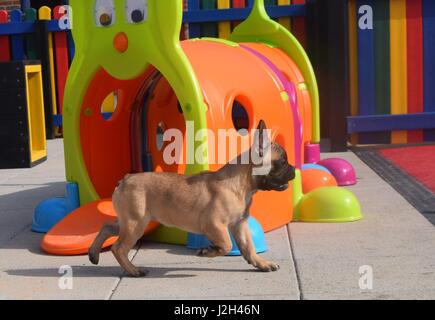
[379,146,435,193]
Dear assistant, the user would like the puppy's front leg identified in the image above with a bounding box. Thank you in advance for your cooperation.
[198,223,233,258]
[230,217,280,272]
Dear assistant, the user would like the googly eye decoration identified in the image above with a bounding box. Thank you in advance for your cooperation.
[126,0,148,24]
[95,0,116,27]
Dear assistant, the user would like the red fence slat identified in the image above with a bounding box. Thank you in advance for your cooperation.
[53,6,69,114]
[407,0,424,143]
[0,10,11,62]
[292,0,306,48]
[232,0,245,28]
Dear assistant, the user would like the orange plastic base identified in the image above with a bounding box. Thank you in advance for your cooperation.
[41,199,159,255]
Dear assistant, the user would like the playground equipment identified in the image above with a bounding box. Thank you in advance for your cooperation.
[317,158,357,186]
[301,168,337,194]
[293,170,361,223]
[33,0,362,256]
[0,61,47,169]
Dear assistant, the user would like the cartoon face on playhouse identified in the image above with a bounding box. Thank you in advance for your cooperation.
[67,0,182,80]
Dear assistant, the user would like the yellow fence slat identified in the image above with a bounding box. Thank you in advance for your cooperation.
[390,0,408,144]
[218,0,231,38]
[278,0,292,31]
[39,6,58,116]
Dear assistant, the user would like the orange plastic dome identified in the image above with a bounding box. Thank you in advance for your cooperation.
[301,169,338,194]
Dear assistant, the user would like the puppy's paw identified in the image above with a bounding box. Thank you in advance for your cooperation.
[255,260,280,272]
[129,268,150,278]
[197,247,211,257]
[197,246,219,258]
[88,251,99,265]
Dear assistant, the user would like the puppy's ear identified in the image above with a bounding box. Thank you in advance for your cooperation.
[254,120,268,158]
[257,120,267,131]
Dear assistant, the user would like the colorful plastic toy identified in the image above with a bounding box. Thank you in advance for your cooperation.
[33,183,80,233]
[304,143,357,187]
[301,168,337,194]
[293,171,362,223]
[301,163,332,174]
[34,0,362,256]
[317,158,357,186]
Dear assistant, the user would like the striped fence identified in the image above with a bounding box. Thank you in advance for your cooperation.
[348,0,435,145]
[0,6,73,139]
[0,1,307,139]
[185,0,307,46]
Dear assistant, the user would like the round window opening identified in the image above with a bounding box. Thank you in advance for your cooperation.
[232,101,250,136]
[101,91,119,121]
[156,122,166,151]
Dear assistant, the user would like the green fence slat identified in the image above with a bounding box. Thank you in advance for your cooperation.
[373,0,391,143]
[201,0,218,37]
[24,8,38,60]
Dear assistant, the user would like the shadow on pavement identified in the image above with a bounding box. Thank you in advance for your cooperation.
[5,265,257,279]
[0,182,65,255]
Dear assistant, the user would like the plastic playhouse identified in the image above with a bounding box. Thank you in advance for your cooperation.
[33,0,362,256]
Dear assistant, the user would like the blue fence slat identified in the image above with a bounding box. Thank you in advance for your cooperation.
[0,22,35,35]
[356,1,376,118]
[347,112,435,134]
[356,1,382,144]
[183,5,305,23]
[0,20,71,36]
[423,0,435,141]
[67,31,75,66]
[52,114,63,127]
[188,0,201,38]
[10,10,25,60]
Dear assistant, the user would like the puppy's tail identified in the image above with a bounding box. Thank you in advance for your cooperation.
[88,221,120,265]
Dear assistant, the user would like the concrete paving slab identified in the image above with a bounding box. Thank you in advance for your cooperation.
[0,170,29,184]
[110,227,300,300]
[0,209,35,228]
[0,140,299,300]
[0,140,64,184]
[111,257,298,300]
[1,176,67,186]
[0,225,29,246]
[135,226,293,266]
[0,183,65,211]
[1,140,435,300]
[0,229,127,300]
[289,151,435,300]
[294,255,435,300]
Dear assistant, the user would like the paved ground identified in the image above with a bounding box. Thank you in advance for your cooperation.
[0,139,434,300]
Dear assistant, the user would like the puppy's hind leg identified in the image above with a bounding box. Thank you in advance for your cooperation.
[89,221,120,265]
[111,216,151,278]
